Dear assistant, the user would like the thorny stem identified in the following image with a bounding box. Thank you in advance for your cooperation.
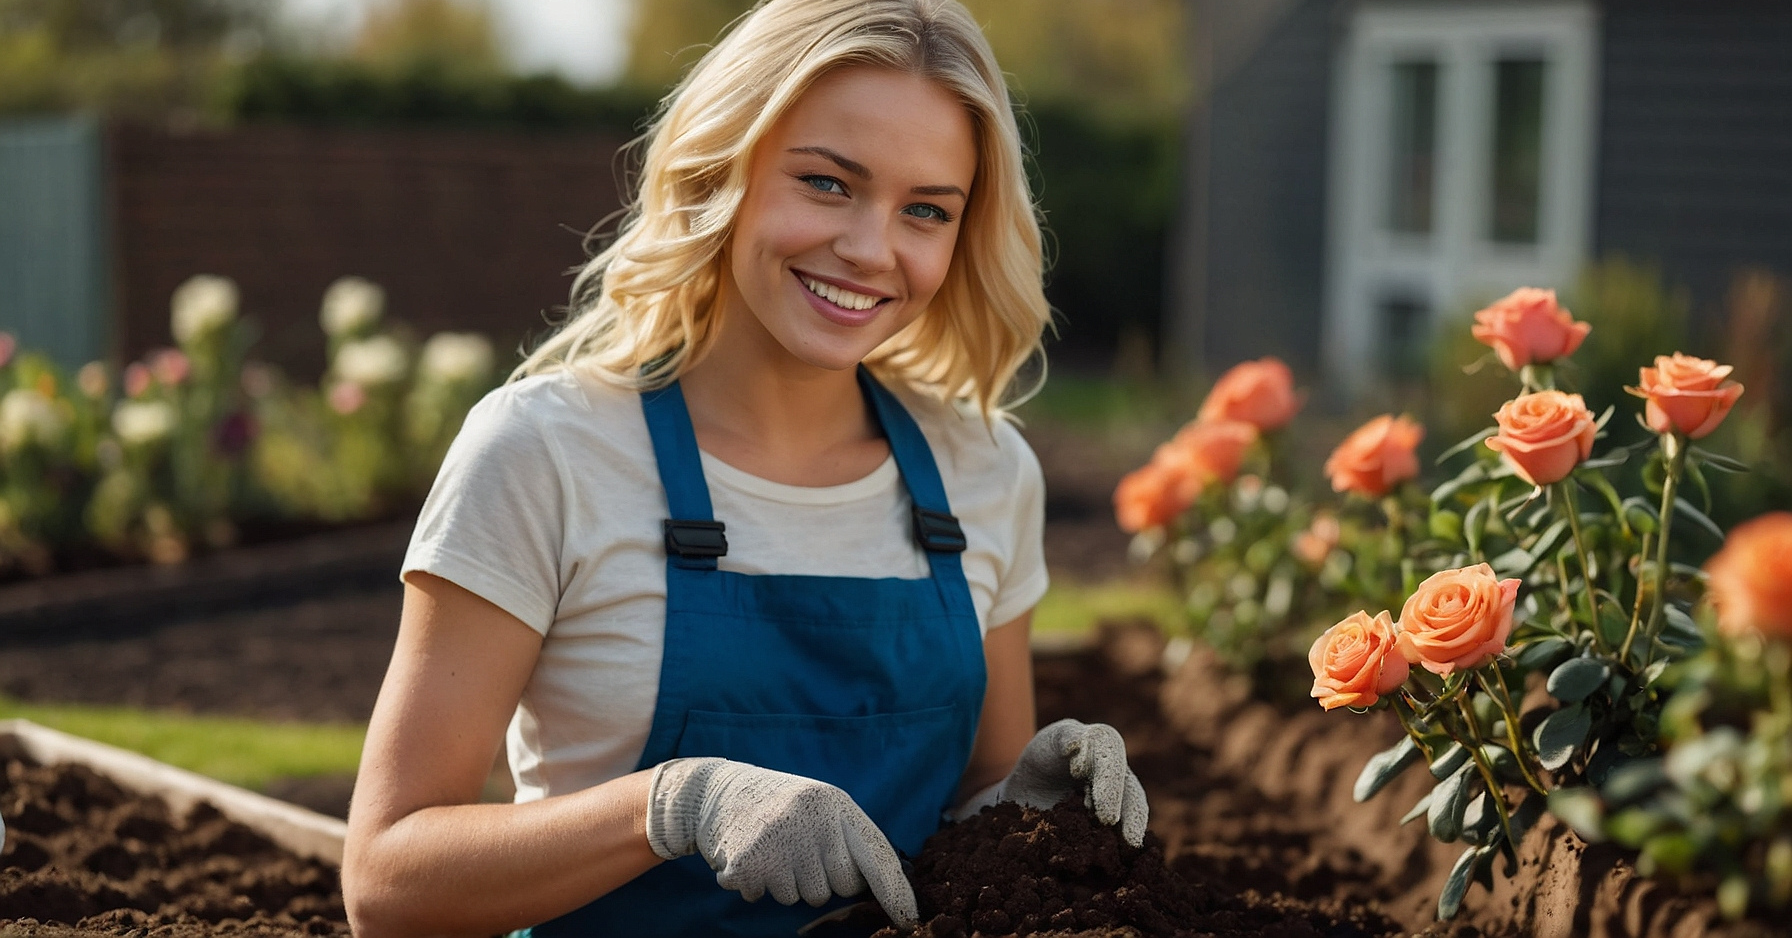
[1626,434,1686,666]
[1456,683,1520,849]
[1622,530,1655,664]
[1481,669,1549,796]
[1557,482,1607,652]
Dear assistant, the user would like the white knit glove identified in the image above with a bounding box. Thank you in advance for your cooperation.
[645,757,918,928]
[981,719,1149,847]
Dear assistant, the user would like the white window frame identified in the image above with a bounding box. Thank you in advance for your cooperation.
[1323,1,1599,394]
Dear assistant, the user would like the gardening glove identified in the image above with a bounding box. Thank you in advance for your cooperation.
[645,757,918,929]
[991,719,1149,847]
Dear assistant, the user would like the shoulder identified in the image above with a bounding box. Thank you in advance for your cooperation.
[889,384,1042,492]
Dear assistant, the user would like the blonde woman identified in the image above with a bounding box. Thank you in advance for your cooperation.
[341,1,1148,934]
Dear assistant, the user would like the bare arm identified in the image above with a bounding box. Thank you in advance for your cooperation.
[342,572,662,938]
[956,609,1036,803]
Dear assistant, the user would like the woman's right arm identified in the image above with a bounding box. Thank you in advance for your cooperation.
[342,571,663,938]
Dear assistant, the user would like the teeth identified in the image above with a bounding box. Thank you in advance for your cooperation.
[801,275,882,311]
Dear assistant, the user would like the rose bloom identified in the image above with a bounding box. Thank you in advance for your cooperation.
[1325,414,1425,498]
[1470,287,1591,372]
[1292,511,1341,567]
[1196,357,1301,431]
[1310,610,1410,710]
[1166,418,1258,487]
[1484,390,1596,486]
[1704,512,1792,641]
[1397,564,1521,676]
[1114,460,1194,534]
[1627,353,1745,440]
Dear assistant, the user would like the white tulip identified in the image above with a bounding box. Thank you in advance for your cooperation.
[112,400,178,447]
[320,277,386,337]
[170,275,239,345]
[418,332,494,384]
[0,388,64,452]
[335,335,409,386]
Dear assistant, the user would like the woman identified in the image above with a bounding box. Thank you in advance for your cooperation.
[341,1,1148,935]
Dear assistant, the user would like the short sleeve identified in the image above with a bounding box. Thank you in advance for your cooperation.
[402,384,566,634]
[986,422,1049,629]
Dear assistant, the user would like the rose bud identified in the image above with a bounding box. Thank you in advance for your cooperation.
[1626,353,1745,440]
[1310,610,1410,710]
[1484,390,1596,486]
[1396,564,1521,676]
[1325,414,1425,498]
[1704,512,1792,641]
[1197,357,1302,431]
[1470,287,1591,372]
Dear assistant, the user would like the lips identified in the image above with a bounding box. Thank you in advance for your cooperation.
[794,271,891,327]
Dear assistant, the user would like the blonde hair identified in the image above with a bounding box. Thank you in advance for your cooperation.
[514,0,1049,416]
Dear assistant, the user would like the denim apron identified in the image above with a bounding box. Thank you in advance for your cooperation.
[527,368,987,937]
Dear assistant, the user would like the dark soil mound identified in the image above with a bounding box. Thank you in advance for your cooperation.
[0,754,348,936]
[869,799,1402,938]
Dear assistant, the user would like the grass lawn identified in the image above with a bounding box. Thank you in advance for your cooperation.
[1033,578,1179,636]
[0,697,364,791]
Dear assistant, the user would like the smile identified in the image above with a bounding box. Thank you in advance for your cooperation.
[798,274,887,312]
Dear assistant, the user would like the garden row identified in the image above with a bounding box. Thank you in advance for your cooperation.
[0,276,494,582]
[1116,287,1791,925]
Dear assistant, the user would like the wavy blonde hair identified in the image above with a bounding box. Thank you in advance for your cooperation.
[513,0,1049,416]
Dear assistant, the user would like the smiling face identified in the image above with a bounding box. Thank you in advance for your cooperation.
[717,65,978,375]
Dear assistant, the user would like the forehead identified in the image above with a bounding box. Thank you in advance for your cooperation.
[762,66,977,186]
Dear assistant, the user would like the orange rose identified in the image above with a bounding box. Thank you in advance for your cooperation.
[1626,353,1744,440]
[1292,511,1341,567]
[1197,357,1301,431]
[1704,512,1792,641]
[1113,461,1192,534]
[1310,610,1410,710]
[1324,414,1425,498]
[1470,287,1591,372]
[1484,390,1596,486]
[1396,564,1521,676]
[1167,418,1258,487]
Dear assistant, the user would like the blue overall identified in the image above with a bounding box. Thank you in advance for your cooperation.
[528,368,987,937]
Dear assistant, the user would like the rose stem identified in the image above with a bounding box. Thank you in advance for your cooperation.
[1626,433,1685,666]
[1480,669,1548,796]
[1455,681,1519,848]
[1394,694,1438,763]
[1557,481,1606,652]
[1620,530,1654,664]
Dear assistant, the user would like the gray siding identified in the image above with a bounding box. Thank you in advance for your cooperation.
[0,116,110,368]
[1594,2,1792,330]
[1202,0,1338,376]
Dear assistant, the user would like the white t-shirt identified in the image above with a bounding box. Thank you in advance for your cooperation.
[401,369,1049,802]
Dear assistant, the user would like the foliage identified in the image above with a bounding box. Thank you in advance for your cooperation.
[0,275,497,579]
[349,0,504,78]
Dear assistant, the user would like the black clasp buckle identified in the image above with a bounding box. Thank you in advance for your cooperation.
[912,507,967,553]
[664,519,728,559]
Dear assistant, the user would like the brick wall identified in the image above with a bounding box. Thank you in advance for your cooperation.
[106,122,630,379]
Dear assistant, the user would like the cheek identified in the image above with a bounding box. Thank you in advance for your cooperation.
[904,238,959,301]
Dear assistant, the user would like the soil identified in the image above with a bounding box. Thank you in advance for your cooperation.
[0,750,347,936]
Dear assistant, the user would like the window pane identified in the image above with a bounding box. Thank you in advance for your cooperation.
[1490,58,1545,243]
[1387,60,1438,235]
[1381,293,1429,379]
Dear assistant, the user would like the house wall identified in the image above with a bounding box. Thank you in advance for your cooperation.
[1200,0,1339,378]
[107,123,627,378]
[0,117,109,368]
[1593,1,1792,329]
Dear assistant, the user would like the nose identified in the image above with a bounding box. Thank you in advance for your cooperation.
[833,206,897,275]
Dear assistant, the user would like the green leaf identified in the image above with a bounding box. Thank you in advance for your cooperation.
[1354,736,1423,802]
[1528,518,1571,564]
[1479,743,1523,784]
[1689,446,1748,474]
[1430,742,1470,780]
[1600,758,1667,805]
[1461,791,1500,845]
[1429,762,1479,843]
[1489,546,1533,577]
[1515,637,1573,672]
[1547,658,1611,703]
[1402,790,1435,825]
[1533,703,1592,771]
[1546,787,1605,840]
[1606,808,1665,845]
[1622,498,1659,535]
[1641,833,1697,876]
[1465,496,1493,558]
[1438,845,1484,920]
[1673,497,1725,542]
[1718,874,1751,922]
[1598,601,1630,652]
[1685,458,1712,514]
[1436,428,1497,467]
[1579,451,1629,471]
[1580,471,1629,535]
[1661,603,1704,651]
[1429,509,1464,543]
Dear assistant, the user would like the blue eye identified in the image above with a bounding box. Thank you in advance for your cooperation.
[800,174,846,195]
[903,203,954,223]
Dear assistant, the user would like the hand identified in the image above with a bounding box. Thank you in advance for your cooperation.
[645,758,918,928]
[999,719,1149,846]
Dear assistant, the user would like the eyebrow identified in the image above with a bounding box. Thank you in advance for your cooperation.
[787,145,968,201]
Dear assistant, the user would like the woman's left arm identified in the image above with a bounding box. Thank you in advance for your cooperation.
[957,609,1036,803]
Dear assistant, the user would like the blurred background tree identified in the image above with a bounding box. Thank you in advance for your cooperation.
[349,0,503,78]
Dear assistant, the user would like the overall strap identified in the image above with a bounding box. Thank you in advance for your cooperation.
[641,381,726,570]
[857,367,969,556]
